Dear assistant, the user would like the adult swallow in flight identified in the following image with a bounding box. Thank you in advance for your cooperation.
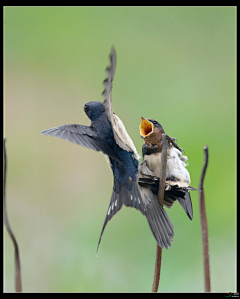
[138,117,197,220]
[40,48,174,251]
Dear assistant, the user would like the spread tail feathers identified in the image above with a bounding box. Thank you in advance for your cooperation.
[96,179,145,253]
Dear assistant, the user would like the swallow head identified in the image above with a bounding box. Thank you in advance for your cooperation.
[84,101,106,121]
[140,117,165,146]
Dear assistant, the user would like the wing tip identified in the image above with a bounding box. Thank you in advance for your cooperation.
[96,238,101,256]
[110,45,116,59]
[40,129,50,136]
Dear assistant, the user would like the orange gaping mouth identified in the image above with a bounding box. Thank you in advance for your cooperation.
[140,117,154,137]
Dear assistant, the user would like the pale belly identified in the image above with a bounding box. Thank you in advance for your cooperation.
[145,152,162,177]
[145,149,191,186]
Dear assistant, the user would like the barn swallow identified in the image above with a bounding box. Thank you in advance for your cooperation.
[139,117,197,220]
[40,48,174,251]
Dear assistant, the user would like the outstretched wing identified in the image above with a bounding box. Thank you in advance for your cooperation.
[102,47,115,129]
[40,124,121,162]
[102,47,139,158]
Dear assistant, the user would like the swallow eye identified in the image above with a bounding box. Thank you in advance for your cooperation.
[84,104,89,112]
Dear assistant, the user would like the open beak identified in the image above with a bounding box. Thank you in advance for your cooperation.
[140,117,154,138]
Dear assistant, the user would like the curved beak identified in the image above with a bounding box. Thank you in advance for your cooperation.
[140,117,154,138]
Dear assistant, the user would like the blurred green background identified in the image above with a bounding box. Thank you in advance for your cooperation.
[4,7,236,293]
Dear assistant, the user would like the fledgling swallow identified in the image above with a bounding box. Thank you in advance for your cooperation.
[139,117,197,220]
[40,48,174,251]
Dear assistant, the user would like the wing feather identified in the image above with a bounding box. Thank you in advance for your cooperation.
[40,124,122,162]
[102,47,140,159]
[140,185,174,249]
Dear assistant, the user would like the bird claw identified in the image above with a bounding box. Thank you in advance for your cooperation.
[166,135,185,153]
[170,137,178,143]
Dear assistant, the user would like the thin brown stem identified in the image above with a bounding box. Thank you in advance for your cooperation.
[151,134,167,293]
[198,144,211,292]
[151,243,162,292]
[3,138,22,292]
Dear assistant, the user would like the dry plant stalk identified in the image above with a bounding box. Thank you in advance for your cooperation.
[151,134,168,292]
[198,144,211,292]
[3,138,22,292]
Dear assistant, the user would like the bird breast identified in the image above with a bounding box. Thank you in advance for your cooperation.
[145,152,162,177]
[145,147,191,186]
